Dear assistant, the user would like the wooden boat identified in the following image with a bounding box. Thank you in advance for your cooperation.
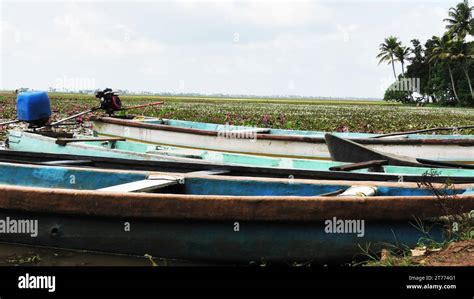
[325,134,474,169]
[91,117,474,164]
[0,161,473,262]
[7,130,474,183]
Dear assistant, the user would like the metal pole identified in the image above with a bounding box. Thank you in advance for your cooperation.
[122,101,164,111]
[373,125,474,138]
[0,119,21,126]
[49,107,100,127]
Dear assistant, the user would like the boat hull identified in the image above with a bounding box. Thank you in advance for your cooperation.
[0,209,443,263]
[0,164,470,263]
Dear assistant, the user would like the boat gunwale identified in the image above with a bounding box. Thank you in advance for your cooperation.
[93,117,474,146]
[0,181,473,222]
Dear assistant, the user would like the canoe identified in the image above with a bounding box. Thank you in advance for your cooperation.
[0,161,473,262]
[8,130,474,183]
[325,134,474,169]
[91,117,474,164]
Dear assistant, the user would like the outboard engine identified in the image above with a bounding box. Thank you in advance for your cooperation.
[16,91,52,128]
[95,88,122,116]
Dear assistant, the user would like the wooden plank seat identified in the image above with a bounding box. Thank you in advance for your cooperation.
[189,170,230,175]
[98,175,181,193]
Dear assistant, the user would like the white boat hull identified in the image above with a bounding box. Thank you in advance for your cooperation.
[93,120,474,163]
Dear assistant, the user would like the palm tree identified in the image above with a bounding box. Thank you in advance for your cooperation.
[429,34,461,103]
[395,45,411,77]
[444,0,473,40]
[377,36,401,79]
[424,37,438,82]
[410,39,424,64]
[449,40,474,98]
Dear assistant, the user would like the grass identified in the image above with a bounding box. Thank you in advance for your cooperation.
[357,179,474,267]
[357,245,420,267]
[1,92,474,134]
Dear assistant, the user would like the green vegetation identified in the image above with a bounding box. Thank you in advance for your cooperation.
[358,179,474,266]
[379,0,474,106]
[377,36,403,80]
[6,254,41,265]
[1,92,474,135]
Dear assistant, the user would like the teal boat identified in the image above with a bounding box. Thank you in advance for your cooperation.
[8,130,474,183]
[0,161,473,262]
[92,116,474,163]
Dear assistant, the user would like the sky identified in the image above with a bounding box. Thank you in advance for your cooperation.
[0,0,467,98]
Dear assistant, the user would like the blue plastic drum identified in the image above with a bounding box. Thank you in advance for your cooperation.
[16,91,52,122]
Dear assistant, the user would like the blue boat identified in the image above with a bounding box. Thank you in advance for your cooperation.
[0,161,473,262]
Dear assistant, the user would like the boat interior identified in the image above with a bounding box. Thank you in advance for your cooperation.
[1,162,472,197]
[11,130,474,178]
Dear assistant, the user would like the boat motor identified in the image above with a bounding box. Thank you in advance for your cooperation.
[95,88,122,116]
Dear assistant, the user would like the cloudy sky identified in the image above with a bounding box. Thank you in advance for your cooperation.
[0,0,465,98]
